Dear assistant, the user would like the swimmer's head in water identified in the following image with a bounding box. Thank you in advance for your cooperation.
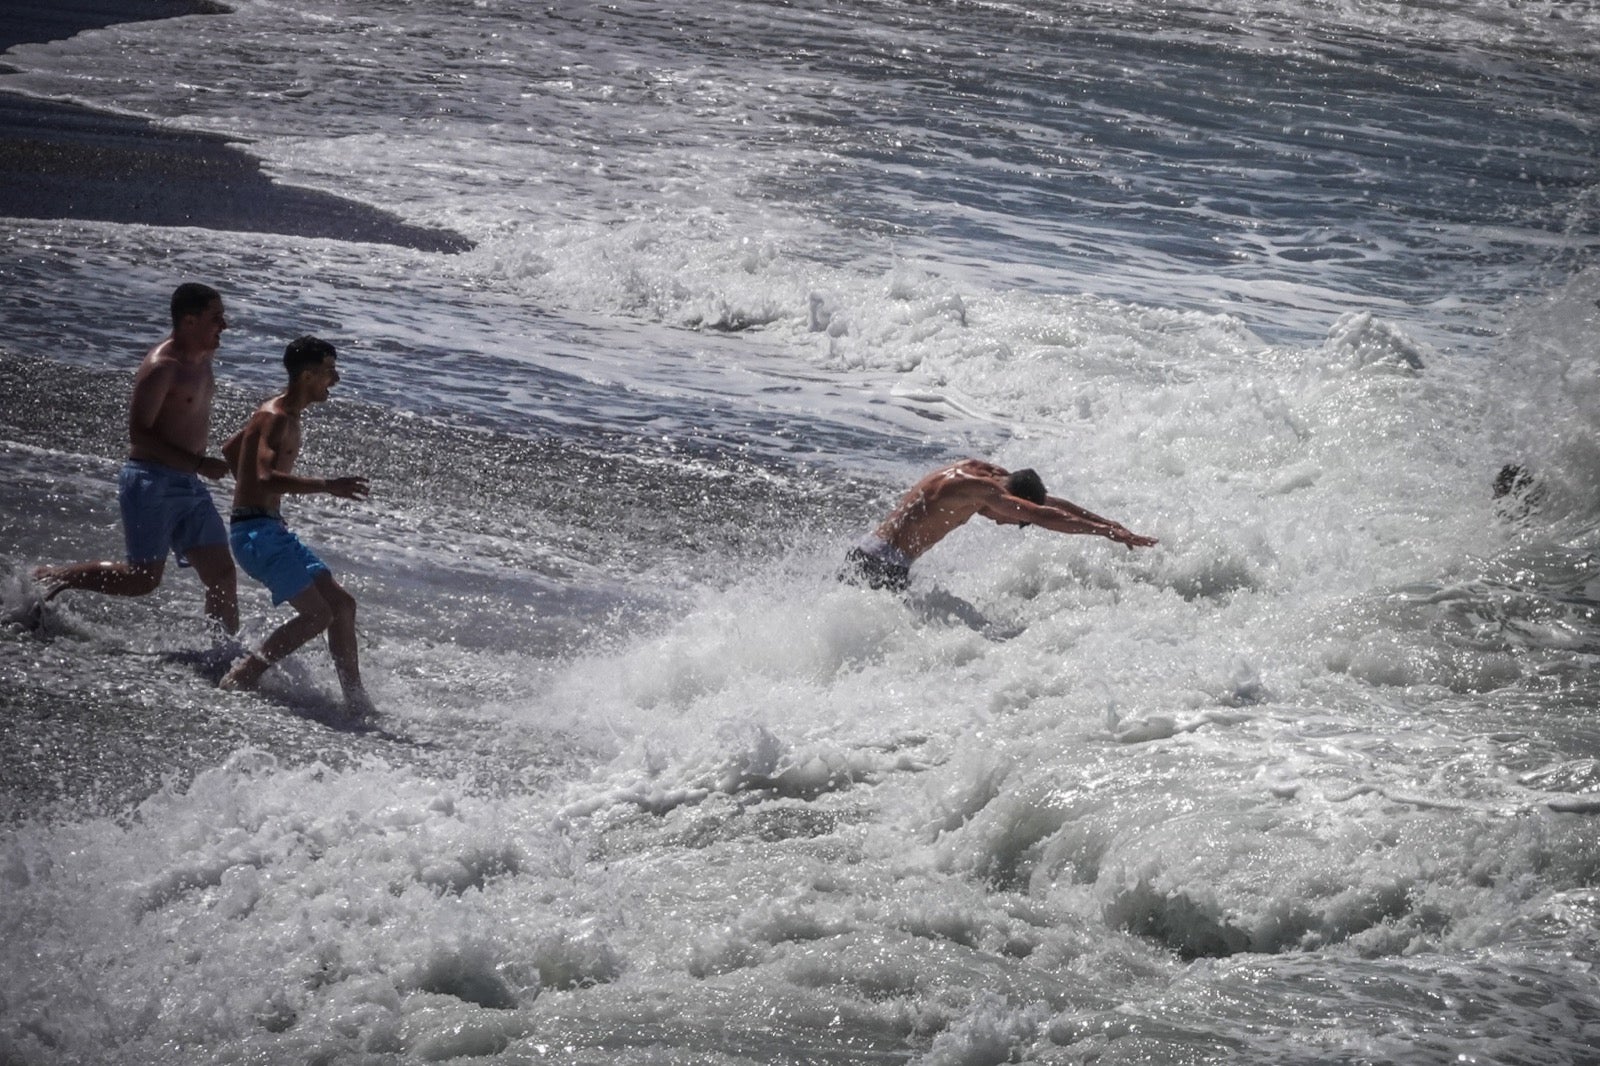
[1005,468,1047,504]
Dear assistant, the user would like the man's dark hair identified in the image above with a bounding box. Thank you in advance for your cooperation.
[284,335,337,378]
[170,282,221,328]
[1493,464,1532,499]
[1005,468,1047,504]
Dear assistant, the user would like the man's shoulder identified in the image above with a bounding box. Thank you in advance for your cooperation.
[248,396,296,428]
[941,461,1007,491]
[136,339,178,370]
[130,346,185,394]
[923,469,1004,511]
[137,338,212,378]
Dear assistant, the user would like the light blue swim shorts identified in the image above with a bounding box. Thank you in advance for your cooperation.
[118,459,228,567]
[229,515,330,605]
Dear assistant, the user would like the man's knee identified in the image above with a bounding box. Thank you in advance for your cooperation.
[327,583,357,623]
[203,569,237,601]
[313,573,357,621]
[291,589,335,631]
[124,562,164,595]
[188,546,237,590]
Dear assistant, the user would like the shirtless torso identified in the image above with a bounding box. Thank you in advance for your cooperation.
[222,352,363,513]
[128,296,230,478]
[872,460,1018,560]
[128,345,212,463]
[225,398,305,515]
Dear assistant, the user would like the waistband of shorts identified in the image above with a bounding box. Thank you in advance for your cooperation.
[854,534,914,570]
[123,457,201,479]
[229,506,284,525]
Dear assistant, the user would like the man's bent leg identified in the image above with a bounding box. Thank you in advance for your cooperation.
[186,544,240,635]
[221,584,333,692]
[32,559,164,601]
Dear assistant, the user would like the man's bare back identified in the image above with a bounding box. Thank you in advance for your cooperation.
[872,459,1156,562]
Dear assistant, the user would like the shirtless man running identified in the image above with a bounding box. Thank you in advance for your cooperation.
[218,335,373,720]
[844,459,1157,591]
[33,283,239,634]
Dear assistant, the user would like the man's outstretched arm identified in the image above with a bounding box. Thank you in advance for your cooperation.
[1043,493,1113,526]
[1043,494,1158,549]
[983,493,1158,549]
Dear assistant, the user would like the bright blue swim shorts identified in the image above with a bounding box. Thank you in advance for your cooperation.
[118,459,228,567]
[229,515,330,605]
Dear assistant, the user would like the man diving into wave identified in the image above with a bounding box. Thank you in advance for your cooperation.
[844,459,1157,593]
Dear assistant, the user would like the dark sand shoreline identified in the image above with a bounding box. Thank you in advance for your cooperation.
[0,2,471,252]
[0,0,231,53]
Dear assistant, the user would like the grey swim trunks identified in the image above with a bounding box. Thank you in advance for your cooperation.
[842,534,913,593]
